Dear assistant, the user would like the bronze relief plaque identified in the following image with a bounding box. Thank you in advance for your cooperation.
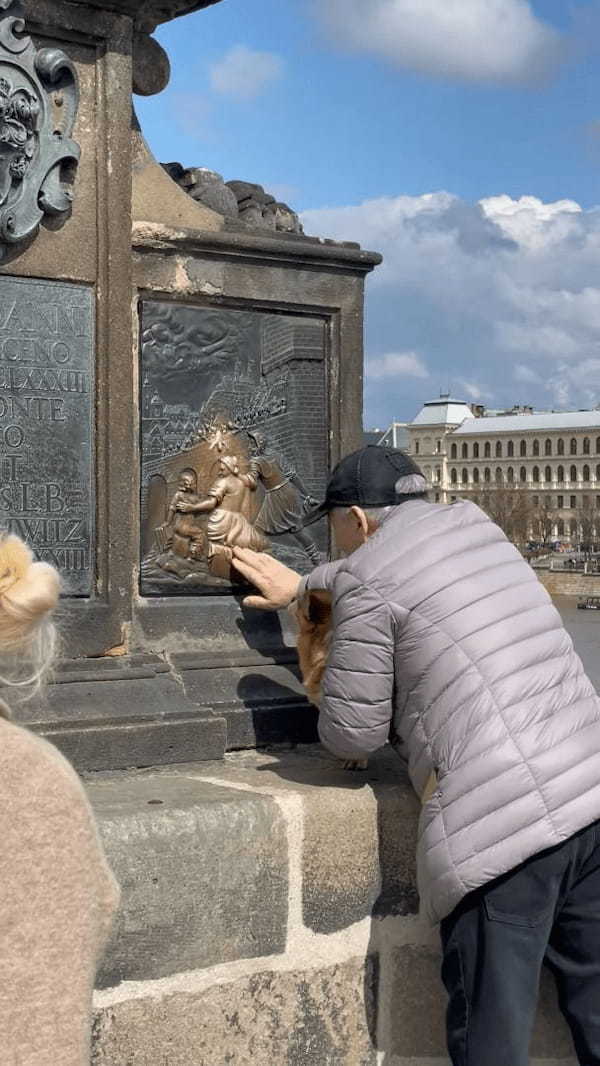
[0,276,94,595]
[140,301,329,595]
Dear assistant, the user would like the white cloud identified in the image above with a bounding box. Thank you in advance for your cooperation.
[457,379,489,401]
[368,351,429,379]
[313,0,563,85]
[301,192,600,425]
[514,364,542,385]
[209,45,283,100]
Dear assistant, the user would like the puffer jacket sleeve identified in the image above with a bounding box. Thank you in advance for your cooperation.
[318,570,395,760]
[298,558,345,596]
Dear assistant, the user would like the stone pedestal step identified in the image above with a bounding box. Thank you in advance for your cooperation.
[88,748,578,1065]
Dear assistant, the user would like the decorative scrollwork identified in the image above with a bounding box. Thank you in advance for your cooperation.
[0,0,80,259]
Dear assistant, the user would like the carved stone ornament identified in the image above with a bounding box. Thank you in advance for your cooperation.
[0,0,80,259]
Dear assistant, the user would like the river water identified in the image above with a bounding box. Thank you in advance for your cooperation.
[555,597,600,687]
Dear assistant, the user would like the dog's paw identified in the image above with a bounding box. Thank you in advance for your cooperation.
[342,758,368,772]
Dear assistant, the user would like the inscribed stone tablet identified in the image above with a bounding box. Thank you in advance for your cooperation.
[0,278,94,595]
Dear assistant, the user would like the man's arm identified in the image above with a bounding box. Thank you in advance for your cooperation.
[231,550,345,610]
[318,572,395,761]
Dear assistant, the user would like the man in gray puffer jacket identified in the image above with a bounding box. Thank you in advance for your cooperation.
[234,445,600,1066]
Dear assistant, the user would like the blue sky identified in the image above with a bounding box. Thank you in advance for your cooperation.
[138,1,600,428]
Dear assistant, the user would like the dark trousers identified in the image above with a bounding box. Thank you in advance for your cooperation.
[440,819,600,1065]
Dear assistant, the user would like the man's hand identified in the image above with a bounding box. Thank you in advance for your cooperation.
[232,547,302,610]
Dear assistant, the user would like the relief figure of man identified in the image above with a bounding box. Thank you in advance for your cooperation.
[176,455,268,558]
[249,432,321,564]
[157,471,206,560]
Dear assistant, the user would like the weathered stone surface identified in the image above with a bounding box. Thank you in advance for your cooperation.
[157,747,420,928]
[93,957,379,1065]
[24,654,226,770]
[302,756,420,932]
[36,713,226,772]
[168,165,239,217]
[69,0,222,31]
[388,945,575,1060]
[132,32,170,96]
[88,775,288,986]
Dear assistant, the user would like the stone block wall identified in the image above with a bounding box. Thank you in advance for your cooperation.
[536,569,600,597]
[90,747,577,1065]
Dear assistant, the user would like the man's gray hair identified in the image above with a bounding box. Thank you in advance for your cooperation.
[364,473,429,526]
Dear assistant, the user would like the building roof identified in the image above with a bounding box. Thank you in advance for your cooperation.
[411,399,472,427]
[379,422,410,449]
[452,411,600,435]
[363,429,384,447]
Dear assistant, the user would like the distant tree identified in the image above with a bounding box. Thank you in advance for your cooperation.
[576,498,596,549]
[478,486,532,545]
[531,497,558,546]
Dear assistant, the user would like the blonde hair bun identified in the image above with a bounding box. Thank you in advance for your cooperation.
[0,534,33,596]
[0,534,60,646]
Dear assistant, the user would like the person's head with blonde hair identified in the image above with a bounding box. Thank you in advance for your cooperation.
[0,533,60,714]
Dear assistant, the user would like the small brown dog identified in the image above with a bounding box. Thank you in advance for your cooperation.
[292,589,368,771]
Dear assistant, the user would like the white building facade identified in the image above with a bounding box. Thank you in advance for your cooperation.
[406,400,600,542]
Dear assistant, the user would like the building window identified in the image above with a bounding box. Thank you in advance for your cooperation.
[570,465,577,484]
[461,442,468,459]
[584,437,591,455]
[570,438,577,455]
[520,440,527,457]
[533,495,539,507]
[557,519,565,535]
[435,467,441,482]
[520,466,527,483]
[584,465,590,482]
[545,466,552,483]
[484,467,491,483]
[558,439,565,456]
[435,492,440,502]
[533,440,540,457]
[473,442,479,459]
[570,496,576,509]
[558,495,564,509]
[557,465,564,482]
[532,466,540,483]
[507,441,514,457]
[495,467,502,483]
[545,439,552,456]
[484,441,491,458]
[570,518,578,536]
[597,464,600,481]
[583,495,590,508]
[596,497,600,509]
[451,443,457,459]
[495,441,502,458]
[415,441,420,455]
[436,440,441,453]
[461,468,468,484]
[473,468,480,483]
[507,467,514,482]
[451,468,457,484]
[597,438,600,455]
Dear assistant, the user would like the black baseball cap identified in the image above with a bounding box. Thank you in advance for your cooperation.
[300,445,425,528]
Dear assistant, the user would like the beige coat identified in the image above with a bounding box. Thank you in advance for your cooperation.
[0,717,119,1065]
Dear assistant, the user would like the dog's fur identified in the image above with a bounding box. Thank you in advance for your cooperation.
[292,590,368,771]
